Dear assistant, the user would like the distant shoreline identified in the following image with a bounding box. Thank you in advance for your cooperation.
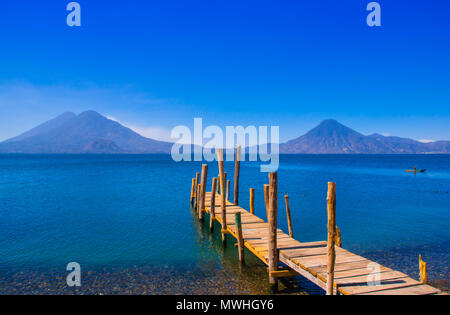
[1,153,450,156]
[1,114,449,155]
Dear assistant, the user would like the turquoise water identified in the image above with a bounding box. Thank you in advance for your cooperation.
[0,154,449,294]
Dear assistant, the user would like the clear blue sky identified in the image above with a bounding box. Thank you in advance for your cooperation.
[0,0,449,142]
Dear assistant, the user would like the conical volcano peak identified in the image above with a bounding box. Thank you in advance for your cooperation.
[304,119,363,139]
[314,119,352,130]
[78,110,104,119]
[318,119,340,126]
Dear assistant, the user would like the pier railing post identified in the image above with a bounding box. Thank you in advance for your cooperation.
[235,212,245,264]
[217,174,221,194]
[194,172,200,209]
[217,149,227,245]
[234,146,241,205]
[326,182,337,296]
[210,177,217,232]
[226,179,231,201]
[199,164,208,221]
[284,195,294,238]
[250,188,255,215]
[190,178,196,205]
[196,184,201,216]
[219,172,227,197]
[264,184,270,220]
[335,227,342,248]
[419,255,428,284]
[268,172,278,293]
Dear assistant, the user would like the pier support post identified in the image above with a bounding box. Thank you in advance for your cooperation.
[217,174,221,194]
[419,255,428,284]
[196,184,201,216]
[335,227,342,248]
[210,178,217,232]
[219,172,227,197]
[284,195,294,238]
[326,182,337,296]
[268,172,278,293]
[199,164,208,221]
[234,146,241,205]
[250,188,255,215]
[217,149,227,245]
[190,178,196,205]
[264,184,270,220]
[235,212,245,264]
[194,172,200,209]
[226,179,230,202]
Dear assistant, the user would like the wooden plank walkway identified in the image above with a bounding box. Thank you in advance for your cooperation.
[202,191,442,296]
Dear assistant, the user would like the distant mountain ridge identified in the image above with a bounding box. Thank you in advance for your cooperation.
[280,119,450,154]
[0,111,173,154]
[0,114,449,154]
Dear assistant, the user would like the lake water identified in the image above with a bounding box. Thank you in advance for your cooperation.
[0,154,448,294]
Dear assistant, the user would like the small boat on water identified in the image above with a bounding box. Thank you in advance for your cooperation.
[406,167,426,173]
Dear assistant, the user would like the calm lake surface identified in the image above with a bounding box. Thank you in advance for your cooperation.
[0,154,449,294]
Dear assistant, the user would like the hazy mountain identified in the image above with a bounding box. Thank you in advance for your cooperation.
[280,119,450,154]
[0,111,173,154]
[1,114,449,154]
[4,112,77,143]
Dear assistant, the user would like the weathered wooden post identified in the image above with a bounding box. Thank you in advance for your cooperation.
[335,227,342,248]
[195,172,200,185]
[235,212,245,264]
[234,146,241,205]
[217,174,221,194]
[218,172,227,196]
[264,184,270,220]
[284,195,294,238]
[210,177,217,232]
[419,255,428,284]
[194,172,200,209]
[226,179,231,201]
[268,172,278,293]
[217,149,227,245]
[250,188,255,215]
[190,178,196,205]
[326,182,337,295]
[224,172,228,193]
[199,164,208,221]
[196,184,201,216]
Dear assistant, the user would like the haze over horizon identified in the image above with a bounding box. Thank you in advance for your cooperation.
[1,110,449,154]
[1,109,449,144]
[1,1,449,142]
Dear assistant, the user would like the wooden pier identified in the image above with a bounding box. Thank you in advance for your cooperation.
[190,150,443,295]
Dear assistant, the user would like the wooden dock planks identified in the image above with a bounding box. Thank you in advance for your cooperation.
[202,191,441,296]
